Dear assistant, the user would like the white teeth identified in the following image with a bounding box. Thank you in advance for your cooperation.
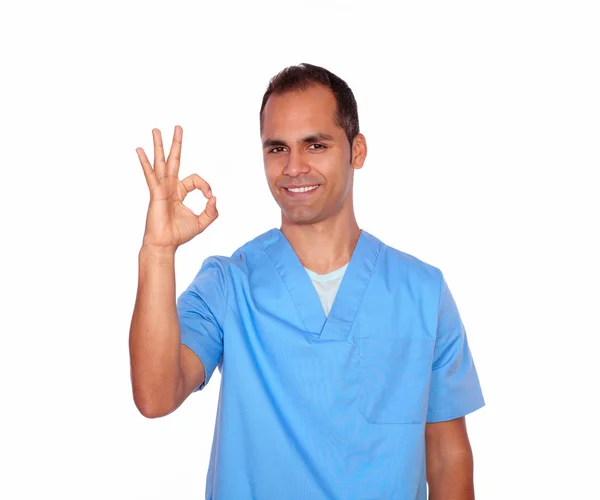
[288,185,318,193]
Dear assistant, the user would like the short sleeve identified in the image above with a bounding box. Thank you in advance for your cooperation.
[426,274,485,422]
[176,257,228,392]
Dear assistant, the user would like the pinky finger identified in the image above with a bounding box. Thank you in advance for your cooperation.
[136,148,159,191]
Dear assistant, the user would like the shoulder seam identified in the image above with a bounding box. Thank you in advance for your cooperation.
[436,268,445,323]
[210,256,230,334]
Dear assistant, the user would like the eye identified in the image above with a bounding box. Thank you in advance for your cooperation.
[269,146,286,153]
[308,143,326,150]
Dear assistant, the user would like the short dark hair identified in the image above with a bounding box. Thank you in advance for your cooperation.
[259,63,360,148]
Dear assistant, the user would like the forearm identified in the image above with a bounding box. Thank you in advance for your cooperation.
[427,452,474,500]
[129,245,181,417]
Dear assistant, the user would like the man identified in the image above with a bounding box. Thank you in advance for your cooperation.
[130,63,484,500]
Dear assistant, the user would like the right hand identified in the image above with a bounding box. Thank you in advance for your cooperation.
[136,126,218,251]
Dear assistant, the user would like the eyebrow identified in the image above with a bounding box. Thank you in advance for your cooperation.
[262,133,335,149]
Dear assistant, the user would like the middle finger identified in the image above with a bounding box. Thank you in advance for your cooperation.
[167,125,183,177]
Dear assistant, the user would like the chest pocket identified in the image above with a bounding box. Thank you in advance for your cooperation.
[358,337,434,424]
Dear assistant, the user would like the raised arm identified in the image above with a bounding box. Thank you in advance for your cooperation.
[129,126,218,418]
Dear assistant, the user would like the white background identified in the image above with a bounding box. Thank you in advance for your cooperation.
[1,1,598,498]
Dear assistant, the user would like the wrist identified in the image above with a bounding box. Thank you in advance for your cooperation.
[139,244,177,264]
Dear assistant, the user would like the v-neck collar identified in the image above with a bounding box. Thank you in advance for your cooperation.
[259,228,383,341]
[304,263,348,282]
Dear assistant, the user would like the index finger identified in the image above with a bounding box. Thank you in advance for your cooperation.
[181,173,212,199]
[167,125,183,176]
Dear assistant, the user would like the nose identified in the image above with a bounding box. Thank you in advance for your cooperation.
[282,149,311,177]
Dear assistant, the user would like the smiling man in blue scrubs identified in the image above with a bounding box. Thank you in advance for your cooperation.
[130,63,485,499]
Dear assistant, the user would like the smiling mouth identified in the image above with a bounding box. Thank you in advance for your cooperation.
[284,185,319,193]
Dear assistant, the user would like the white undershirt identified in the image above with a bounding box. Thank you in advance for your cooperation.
[304,263,349,316]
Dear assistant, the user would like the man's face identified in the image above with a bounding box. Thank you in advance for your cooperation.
[261,84,364,225]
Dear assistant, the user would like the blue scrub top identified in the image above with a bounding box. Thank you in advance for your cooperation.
[176,228,484,500]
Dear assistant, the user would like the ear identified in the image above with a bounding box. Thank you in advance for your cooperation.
[351,133,367,170]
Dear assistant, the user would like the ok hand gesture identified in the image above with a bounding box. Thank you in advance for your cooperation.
[136,126,218,251]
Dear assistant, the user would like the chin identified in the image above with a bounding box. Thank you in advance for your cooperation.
[282,208,325,226]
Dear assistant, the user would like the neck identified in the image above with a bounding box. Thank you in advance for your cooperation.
[280,212,360,275]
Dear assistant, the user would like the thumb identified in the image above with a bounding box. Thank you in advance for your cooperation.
[197,196,218,233]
